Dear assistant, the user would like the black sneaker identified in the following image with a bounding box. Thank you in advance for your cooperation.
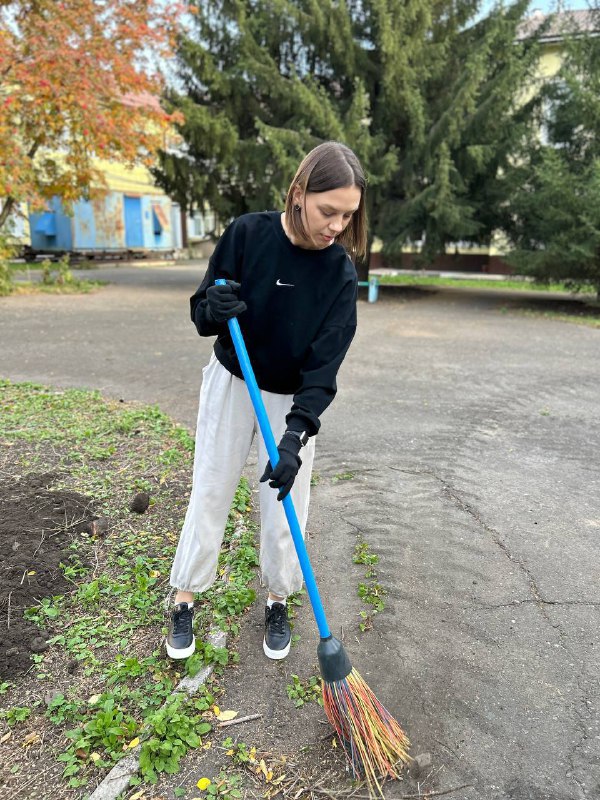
[263,602,291,660]
[166,603,195,659]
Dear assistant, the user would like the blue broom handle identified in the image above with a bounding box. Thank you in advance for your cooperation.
[216,279,331,639]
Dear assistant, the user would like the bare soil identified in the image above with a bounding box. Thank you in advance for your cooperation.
[0,472,95,681]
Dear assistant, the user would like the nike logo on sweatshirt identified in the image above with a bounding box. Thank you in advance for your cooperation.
[276,279,294,287]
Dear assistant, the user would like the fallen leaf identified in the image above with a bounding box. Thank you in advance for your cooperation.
[27,570,36,576]
[216,709,238,722]
[197,777,211,790]
[202,741,212,750]
[331,737,337,748]
[149,570,160,578]
[21,732,40,748]
[88,694,101,705]
[226,749,234,756]
[259,759,268,778]
[90,752,101,763]
[1,731,11,743]
[130,791,146,800]
[211,705,220,716]
[128,737,140,748]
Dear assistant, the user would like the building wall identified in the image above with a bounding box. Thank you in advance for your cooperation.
[29,191,174,254]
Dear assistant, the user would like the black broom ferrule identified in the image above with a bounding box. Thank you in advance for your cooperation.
[318,635,353,682]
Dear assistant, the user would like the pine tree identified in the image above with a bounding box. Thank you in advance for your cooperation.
[501,8,600,298]
[155,1,540,275]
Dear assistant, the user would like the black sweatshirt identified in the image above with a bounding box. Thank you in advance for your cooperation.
[190,211,358,436]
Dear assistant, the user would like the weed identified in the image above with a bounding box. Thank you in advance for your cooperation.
[286,673,323,708]
[0,706,33,725]
[310,471,321,486]
[202,769,244,798]
[353,539,379,566]
[332,471,355,482]
[358,581,386,613]
[139,693,213,783]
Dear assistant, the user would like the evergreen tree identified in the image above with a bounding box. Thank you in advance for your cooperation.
[154,1,540,275]
[500,8,600,298]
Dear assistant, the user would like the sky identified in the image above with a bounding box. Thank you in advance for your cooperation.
[483,0,592,12]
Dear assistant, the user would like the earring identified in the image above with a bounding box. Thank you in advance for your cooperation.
[294,204,301,212]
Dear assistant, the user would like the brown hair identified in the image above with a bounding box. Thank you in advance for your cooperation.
[284,141,367,260]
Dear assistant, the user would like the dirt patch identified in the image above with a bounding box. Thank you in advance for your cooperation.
[0,472,95,681]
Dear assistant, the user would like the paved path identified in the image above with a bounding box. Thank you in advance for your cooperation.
[1,266,598,799]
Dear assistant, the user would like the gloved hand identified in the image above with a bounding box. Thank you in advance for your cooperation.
[206,280,247,323]
[260,432,303,501]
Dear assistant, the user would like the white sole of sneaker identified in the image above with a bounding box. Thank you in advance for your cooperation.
[166,636,196,660]
[263,637,291,660]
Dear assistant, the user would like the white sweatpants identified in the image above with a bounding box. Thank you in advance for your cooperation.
[170,354,316,597]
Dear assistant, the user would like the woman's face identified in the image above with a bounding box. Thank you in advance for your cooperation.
[296,185,362,249]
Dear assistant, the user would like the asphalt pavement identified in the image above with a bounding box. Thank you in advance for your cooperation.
[1,263,598,799]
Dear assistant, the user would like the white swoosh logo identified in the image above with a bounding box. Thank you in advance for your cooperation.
[276,279,294,287]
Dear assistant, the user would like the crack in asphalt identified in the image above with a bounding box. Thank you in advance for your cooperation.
[389,467,596,799]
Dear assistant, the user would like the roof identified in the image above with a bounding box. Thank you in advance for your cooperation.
[517,9,600,42]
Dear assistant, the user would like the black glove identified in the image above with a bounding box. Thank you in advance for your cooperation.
[206,280,247,323]
[260,432,303,501]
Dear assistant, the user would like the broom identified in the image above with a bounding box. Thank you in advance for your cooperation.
[216,280,411,795]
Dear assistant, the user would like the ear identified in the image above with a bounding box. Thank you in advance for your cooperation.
[292,185,305,208]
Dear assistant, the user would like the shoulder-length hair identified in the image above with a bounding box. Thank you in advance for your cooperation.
[284,141,368,261]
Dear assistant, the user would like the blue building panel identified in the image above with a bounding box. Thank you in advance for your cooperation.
[28,191,173,255]
[141,196,171,251]
[29,197,72,251]
[72,199,97,250]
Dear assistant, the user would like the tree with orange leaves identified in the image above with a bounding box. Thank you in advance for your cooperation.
[0,0,184,233]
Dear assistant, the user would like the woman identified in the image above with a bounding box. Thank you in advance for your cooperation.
[168,141,367,661]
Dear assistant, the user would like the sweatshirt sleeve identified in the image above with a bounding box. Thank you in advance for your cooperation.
[285,277,358,437]
[190,218,245,336]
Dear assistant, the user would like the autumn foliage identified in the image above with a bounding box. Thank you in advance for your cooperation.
[0,0,185,229]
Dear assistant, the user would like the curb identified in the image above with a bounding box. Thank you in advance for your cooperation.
[88,629,227,800]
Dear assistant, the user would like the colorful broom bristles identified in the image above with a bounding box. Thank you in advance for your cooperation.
[322,667,411,797]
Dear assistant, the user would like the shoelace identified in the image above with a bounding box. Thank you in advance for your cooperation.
[173,605,192,635]
[267,604,287,634]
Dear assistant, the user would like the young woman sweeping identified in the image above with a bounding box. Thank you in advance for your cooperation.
[167,140,366,661]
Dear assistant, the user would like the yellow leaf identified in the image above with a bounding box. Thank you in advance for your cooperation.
[1,731,11,743]
[130,792,146,800]
[331,737,337,748]
[202,740,212,750]
[149,570,160,578]
[216,709,238,722]
[249,746,257,757]
[226,749,234,756]
[88,694,101,705]
[22,732,40,747]
[259,759,268,777]
[27,570,36,576]
[127,737,140,748]
[211,705,220,716]
[197,777,211,790]
[266,770,273,782]
[90,752,101,763]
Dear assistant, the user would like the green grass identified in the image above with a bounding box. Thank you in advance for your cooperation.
[519,308,600,328]
[3,256,105,295]
[0,379,258,791]
[377,274,596,294]
[8,279,106,294]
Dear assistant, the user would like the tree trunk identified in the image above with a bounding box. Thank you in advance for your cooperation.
[0,196,16,232]
[180,205,189,249]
